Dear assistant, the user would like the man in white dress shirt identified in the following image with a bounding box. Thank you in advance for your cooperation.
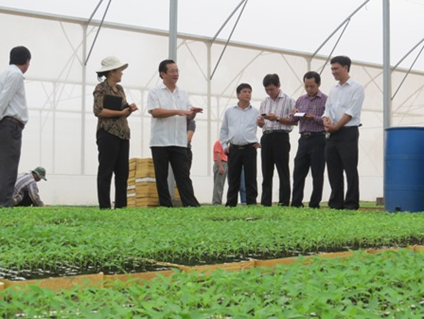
[0,46,31,208]
[220,83,260,207]
[322,55,365,210]
[147,59,201,207]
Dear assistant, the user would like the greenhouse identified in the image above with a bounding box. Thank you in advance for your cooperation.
[2,0,424,317]
[1,0,424,205]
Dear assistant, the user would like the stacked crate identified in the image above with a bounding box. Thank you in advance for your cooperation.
[127,158,158,207]
[127,158,180,207]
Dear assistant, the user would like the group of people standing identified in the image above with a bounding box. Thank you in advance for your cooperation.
[213,55,365,210]
[1,46,364,211]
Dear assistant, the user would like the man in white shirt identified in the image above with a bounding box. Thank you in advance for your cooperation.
[220,83,260,207]
[147,59,201,207]
[12,167,47,207]
[0,46,31,207]
[322,55,365,210]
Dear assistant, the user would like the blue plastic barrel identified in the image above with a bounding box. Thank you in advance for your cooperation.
[385,127,424,212]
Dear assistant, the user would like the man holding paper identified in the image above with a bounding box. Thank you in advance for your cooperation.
[290,71,327,208]
[322,56,365,210]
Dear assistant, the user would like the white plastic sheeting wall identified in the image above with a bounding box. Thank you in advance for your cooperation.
[1,8,424,205]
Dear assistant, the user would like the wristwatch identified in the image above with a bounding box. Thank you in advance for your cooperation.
[276,116,280,122]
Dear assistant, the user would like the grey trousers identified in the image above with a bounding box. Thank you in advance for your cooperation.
[0,118,23,207]
[212,161,228,205]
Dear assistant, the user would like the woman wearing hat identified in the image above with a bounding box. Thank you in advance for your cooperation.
[93,56,138,209]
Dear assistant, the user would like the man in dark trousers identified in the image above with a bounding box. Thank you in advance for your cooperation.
[322,56,365,210]
[290,71,327,208]
[220,83,260,207]
[0,46,31,207]
[147,59,201,207]
[257,74,296,206]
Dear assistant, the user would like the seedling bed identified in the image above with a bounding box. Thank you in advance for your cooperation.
[3,206,424,281]
[0,261,173,281]
[2,250,424,318]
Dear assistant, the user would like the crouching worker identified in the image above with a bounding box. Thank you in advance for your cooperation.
[12,167,47,207]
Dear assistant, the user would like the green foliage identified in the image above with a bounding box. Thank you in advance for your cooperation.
[1,250,424,317]
[1,206,424,278]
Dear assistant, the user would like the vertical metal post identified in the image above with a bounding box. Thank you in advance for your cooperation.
[81,25,87,175]
[52,83,56,174]
[207,42,212,176]
[383,0,391,204]
[169,0,178,60]
[383,0,391,131]
[168,0,178,201]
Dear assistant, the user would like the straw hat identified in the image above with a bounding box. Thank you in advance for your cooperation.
[96,56,128,73]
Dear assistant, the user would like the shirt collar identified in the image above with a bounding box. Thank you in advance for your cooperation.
[234,104,252,110]
[10,64,24,77]
[160,82,179,92]
[336,77,352,87]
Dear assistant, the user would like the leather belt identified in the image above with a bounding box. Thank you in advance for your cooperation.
[230,143,255,150]
[300,132,326,137]
[2,116,25,129]
[263,130,289,135]
[340,125,360,130]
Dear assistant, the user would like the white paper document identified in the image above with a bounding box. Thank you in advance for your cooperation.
[293,112,306,117]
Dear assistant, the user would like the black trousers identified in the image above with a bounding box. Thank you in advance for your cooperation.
[151,146,199,207]
[325,127,360,210]
[96,129,129,209]
[0,118,23,207]
[260,132,290,206]
[187,147,193,170]
[292,134,326,208]
[226,144,257,207]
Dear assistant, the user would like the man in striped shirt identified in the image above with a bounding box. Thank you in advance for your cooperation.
[12,167,47,207]
[257,74,296,207]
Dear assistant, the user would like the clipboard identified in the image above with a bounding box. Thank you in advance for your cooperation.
[103,94,124,111]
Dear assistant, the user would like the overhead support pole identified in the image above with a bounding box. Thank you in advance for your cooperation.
[318,20,351,75]
[392,37,424,70]
[210,0,248,80]
[84,0,112,66]
[312,0,370,66]
[391,37,424,101]
[169,0,178,60]
[87,0,104,24]
[212,0,246,42]
[382,0,391,130]
[391,44,424,101]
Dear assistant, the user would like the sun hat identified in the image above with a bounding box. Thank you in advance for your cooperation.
[32,167,47,181]
[96,56,128,73]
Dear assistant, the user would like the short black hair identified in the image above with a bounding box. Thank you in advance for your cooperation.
[303,71,321,84]
[158,59,176,79]
[330,55,351,72]
[96,71,110,81]
[236,83,252,94]
[262,73,280,87]
[9,46,31,65]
